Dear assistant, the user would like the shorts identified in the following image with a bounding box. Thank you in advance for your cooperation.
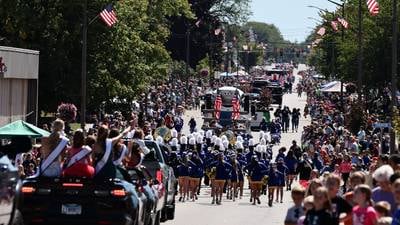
[214,179,226,186]
[189,177,201,183]
[250,181,263,190]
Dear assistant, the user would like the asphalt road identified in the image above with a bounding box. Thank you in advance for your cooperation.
[165,65,310,225]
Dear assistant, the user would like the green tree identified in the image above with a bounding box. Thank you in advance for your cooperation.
[0,0,191,113]
[308,0,399,89]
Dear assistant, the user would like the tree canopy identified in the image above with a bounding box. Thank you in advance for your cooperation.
[307,0,399,88]
[0,0,191,112]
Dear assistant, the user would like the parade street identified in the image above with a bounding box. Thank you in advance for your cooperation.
[166,66,311,225]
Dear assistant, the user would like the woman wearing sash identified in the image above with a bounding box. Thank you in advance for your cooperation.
[93,125,130,180]
[40,119,69,177]
[108,128,129,166]
[62,129,95,178]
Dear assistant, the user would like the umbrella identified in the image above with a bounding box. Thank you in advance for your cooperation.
[0,120,50,138]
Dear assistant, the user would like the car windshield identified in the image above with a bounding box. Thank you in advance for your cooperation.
[144,141,165,163]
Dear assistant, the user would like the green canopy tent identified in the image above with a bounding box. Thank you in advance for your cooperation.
[0,120,50,138]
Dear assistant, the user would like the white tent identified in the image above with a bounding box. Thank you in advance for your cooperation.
[320,81,346,92]
[219,72,233,77]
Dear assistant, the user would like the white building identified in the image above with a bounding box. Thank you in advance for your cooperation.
[0,46,39,126]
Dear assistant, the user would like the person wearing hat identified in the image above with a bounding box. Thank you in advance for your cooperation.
[244,155,268,205]
[188,151,204,202]
[210,152,232,205]
[227,153,243,202]
[177,155,190,202]
[180,135,188,154]
[205,130,213,146]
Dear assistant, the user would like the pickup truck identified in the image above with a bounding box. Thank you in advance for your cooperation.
[143,141,177,224]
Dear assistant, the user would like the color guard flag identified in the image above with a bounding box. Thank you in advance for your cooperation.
[331,21,339,32]
[231,96,240,120]
[317,27,326,36]
[214,95,222,119]
[367,0,380,16]
[337,18,349,29]
[100,4,117,27]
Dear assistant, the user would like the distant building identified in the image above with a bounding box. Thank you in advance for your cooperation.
[0,46,39,127]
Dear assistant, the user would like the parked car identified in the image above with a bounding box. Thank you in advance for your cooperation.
[143,141,177,223]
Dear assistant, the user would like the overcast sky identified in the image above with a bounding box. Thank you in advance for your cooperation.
[250,0,338,42]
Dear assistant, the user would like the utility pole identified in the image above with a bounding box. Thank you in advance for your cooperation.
[327,0,346,109]
[391,0,398,154]
[185,28,190,83]
[340,3,345,110]
[81,0,87,131]
[357,0,363,101]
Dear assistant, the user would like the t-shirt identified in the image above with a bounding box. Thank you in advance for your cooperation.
[331,196,353,224]
[352,205,378,225]
[304,209,336,225]
[372,187,396,215]
[285,205,304,224]
[391,209,400,225]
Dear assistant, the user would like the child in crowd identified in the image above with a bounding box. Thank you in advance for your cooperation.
[297,196,314,225]
[352,184,378,225]
[304,187,335,225]
[326,174,353,225]
[374,201,392,225]
[285,186,306,225]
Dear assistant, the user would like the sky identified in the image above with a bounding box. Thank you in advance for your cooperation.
[250,0,338,42]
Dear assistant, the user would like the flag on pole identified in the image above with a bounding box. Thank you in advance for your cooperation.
[331,21,339,32]
[100,4,117,27]
[337,18,349,29]
[231,96,240,120]
[214,95,222,119]
[317,27,326,36]
[367,0,380,16]
[214,28,222,36]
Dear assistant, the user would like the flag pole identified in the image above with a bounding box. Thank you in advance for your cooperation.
[89,15,100,25]
[357,0,363,102]
[81,0,88,131]
[390,0,398,154]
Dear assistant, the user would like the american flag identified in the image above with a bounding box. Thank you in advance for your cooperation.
[367,0,380,16]
[317,27,326,36]
[214,95,222,119]
[337,18,349,29]
[100,4,117,27]
[331,21,339,32]
[231,96,240,120]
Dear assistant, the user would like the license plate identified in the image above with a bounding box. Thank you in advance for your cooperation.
[61,204,82,215]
